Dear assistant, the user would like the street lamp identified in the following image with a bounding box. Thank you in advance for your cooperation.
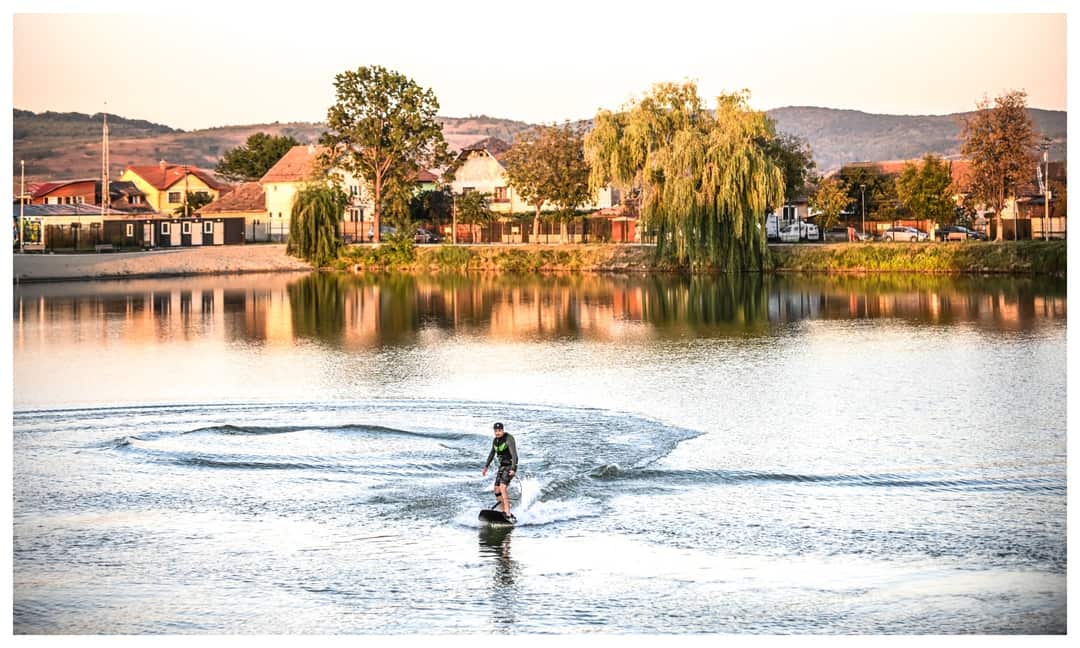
[1039,138,1051,240]
[859,184,866,240]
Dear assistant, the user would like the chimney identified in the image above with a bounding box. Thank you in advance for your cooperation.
[159,159,167,171]
[307,144,316,154]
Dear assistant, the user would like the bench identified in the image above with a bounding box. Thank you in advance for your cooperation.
[94,243,115,253]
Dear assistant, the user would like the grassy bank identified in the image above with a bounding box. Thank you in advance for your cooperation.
[328,240,1066,276]
[332,243,663,273]
[768,240,1067,276]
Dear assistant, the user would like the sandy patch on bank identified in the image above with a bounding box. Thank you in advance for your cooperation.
[13,244,313,282]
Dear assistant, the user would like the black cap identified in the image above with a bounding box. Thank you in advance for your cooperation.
[493,422,504,430]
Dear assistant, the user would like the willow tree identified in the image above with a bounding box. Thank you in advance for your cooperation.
[287,183,348,267]
[584,82,784,271]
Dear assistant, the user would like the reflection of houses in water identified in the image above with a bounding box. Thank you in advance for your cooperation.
[14,274,1066,354]
[12,277,300,348]
[765,277,1066,330]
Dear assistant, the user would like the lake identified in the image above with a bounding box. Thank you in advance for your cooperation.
[11,271,1067,633]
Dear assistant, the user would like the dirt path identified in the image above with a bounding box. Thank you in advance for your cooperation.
[12,244,313,282]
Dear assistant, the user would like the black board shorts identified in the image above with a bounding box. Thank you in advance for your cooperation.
[494,464,515,487]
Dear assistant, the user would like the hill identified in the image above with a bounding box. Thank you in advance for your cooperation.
[12,106,1067,182]
[766,106,1067,172]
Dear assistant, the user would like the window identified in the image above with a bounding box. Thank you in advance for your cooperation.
[76,196,85,204]
[204,221,213,234]
[168,192,182,203]
[462,187,475,195]
[494,186,508,202]
[126,224,134,237]
[194,191,209,200]
[350,185,359,197]
[161,222,170,235]
[182,222,191,235]
[131,195,143,204]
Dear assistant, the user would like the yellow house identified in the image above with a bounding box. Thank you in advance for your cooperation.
[260,144,372,243]
[120,161,231,213]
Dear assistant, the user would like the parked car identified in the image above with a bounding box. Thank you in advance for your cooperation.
[778,223,800,243]
[414,228,440,244]
[880,226,929,242]
[778,221,820,243]
[935,225,987,241]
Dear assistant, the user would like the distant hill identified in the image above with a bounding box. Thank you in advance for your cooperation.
[12,106,1067,182]
[766,106,1067,172]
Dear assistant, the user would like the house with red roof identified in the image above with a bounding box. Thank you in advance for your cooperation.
[120,161,231,214]
[29,178,152,212]
[447,137,621,243]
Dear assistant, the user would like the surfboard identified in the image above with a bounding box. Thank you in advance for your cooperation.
[478,509,516,525]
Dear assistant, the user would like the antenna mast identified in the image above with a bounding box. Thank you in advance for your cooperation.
[101,106,110,217]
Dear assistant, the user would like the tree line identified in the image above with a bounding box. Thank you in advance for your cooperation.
[212,65,1052,267]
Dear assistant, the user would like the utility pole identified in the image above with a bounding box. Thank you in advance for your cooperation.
[19,160,25,253]
[452,193,457,245]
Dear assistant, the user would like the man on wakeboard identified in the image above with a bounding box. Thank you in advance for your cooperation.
[482,422,518,522]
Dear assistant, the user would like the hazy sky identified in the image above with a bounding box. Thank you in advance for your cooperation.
[8,1,1072,131]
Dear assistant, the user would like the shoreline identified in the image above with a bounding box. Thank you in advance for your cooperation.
[11,240,1067,283]
[12,244,313,283]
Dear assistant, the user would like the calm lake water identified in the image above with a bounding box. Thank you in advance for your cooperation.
[11,271,1067,634]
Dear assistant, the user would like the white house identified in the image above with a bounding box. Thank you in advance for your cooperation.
[260,144,374,242]
[447,137,619,214]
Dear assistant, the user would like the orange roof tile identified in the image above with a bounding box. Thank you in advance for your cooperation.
[125,164,229,192]
[197,182,265,214]
[260,145,328,183]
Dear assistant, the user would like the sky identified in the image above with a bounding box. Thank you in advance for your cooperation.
[5,1,1074,132]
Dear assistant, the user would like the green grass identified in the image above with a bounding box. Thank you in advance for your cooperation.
[768,241,1066,275]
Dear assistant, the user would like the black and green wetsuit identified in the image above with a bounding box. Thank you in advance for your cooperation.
[485,433,518,485]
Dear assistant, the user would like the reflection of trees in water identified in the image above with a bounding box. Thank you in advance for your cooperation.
[478,525,519,626]
[641,273,772,336]
[281,271,1065,346]
[287,272,349,343]
[770,274,1066,328]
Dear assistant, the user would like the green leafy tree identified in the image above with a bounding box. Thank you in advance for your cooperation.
[834,164,900,222]
[174,191,214,216]
[760,132,817,208]
[320,66,450,244]
[287,183,348,266]
[809,177,850,235]
[895,154,956,227]
[410,187,454,229]
[960,90,1038,240]
[455,191,494,243]
[585,83,783,270]
[215,133,300,182]
[503,123,592,243]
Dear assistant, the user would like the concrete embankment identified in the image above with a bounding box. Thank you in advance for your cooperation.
[12,244,312,283]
